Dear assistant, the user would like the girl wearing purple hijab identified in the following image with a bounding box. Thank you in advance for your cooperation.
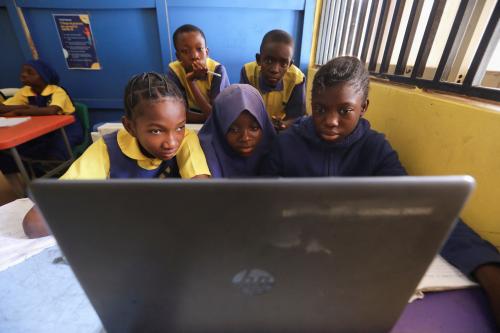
[198,84,276,177]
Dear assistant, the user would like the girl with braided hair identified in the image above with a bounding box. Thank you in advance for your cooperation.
[23,72,210,238]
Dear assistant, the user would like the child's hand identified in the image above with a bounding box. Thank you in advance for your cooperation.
[0,104,29,113]
[187,61,208,81]
[475,264,500,329]
[271,116,287,131]
[1,105,39,116]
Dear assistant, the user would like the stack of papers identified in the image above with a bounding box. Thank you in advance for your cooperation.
[0,117,31,127]
[409,255,478,302]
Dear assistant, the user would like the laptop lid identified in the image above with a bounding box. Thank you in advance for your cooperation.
[30,176,474,333]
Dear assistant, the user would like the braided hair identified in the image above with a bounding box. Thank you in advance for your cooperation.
[123,72,186,119]
[313,56,370,101]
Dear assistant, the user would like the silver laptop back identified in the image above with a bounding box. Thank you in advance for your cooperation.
[30,176,474,333]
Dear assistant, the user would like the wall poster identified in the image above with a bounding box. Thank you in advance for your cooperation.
[54,14,101,70]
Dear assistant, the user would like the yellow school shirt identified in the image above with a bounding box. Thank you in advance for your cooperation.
[60,129,210,179]
[3,85,75,114]
[243,62,304,120]
[168,58,220,111]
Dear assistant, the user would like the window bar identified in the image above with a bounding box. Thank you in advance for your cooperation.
[364,0,384,67]
[447,0,488,84]
[368,0,390,71]
[394,0,425,75]
[320,0,335,65]
[467,86,500,100]
[315,0,330,65]
[334,0,349,57]
[339,0,355,56]
[433,0,476,83]
[377,72,500,100]
[379,0,406,73]
[353,0,370,57]
[462,1,500,88]
[410,0,447,79]
[360,0,380,63]
[326,0,343,63]
[346,0,361,56]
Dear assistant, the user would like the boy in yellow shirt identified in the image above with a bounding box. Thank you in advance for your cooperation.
[240,30,306,131]
[167,24,230,123]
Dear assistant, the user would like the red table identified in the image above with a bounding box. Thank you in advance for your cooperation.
[0,115,75,183]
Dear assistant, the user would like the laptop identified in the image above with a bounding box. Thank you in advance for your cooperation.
[30,176,474,333]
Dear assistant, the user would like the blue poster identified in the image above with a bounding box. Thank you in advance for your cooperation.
[54,14,101,70]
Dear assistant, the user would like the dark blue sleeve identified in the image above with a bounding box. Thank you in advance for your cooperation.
[441,219,500,278]
[239,66,250,84]
[259,138,283,177]
[372,132,500,277]
[166,68,188,103]
[284,78,306,119]
[372,138,407,176]
[209,65,230,101]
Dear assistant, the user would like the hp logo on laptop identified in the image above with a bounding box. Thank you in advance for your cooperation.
[232,269,275,296]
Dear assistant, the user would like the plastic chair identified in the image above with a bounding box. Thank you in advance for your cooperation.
[72,102,91,157]
[0,88,20,103]
[0,88,20,98]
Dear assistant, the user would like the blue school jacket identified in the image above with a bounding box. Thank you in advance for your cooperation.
[260,117,404,177]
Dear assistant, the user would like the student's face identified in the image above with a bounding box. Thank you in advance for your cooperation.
[225,111,263,157]
[175,31,209,72]
[123,98,186,161]
[20,65,45,87]
[311,83,368,142]
[256,42,293,87]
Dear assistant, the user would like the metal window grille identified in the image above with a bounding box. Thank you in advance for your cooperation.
[315,0,500,101]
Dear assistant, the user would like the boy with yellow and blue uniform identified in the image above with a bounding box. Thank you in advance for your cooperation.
[167,24,230,123]
[240,29,306,131]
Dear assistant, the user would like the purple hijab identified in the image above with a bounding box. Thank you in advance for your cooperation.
[198,84,276,178]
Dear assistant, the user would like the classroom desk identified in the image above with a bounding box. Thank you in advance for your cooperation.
[0,115,75,183]
[0,245,497,333]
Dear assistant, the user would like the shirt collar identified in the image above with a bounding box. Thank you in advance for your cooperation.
[116,129,163,169]
[20,85,59,97]
[258,74,284,93]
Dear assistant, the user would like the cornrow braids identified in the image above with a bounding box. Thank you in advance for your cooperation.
[313,56,370,101]
[123,72,186,119]
[260,29,294,53]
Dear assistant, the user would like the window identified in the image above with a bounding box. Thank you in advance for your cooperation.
[315,0,500,101]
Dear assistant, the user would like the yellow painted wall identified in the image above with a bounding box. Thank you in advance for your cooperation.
[367,81,500,249]
[307,67,500,247]
[306,68,315,115]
